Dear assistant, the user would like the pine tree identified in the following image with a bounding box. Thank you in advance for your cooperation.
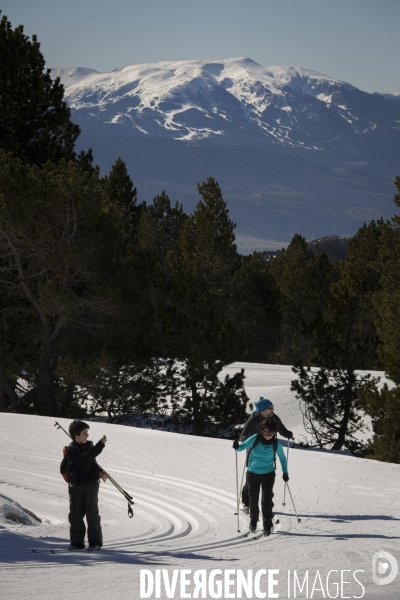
[358,176,400,462]
[138,190,187,260]
[373,225,400,384]
[270,234,334,364]
[75,351,168,424]
[0,12,80,166]
[292,365,372,452]
[182,177,240,298]
[231,252,280,362]
[359,383,400,463]
[152,247,245,435]
[314,223,385,372]
[150,178,247,435]
[290,224,387,452]
[0,152,134,412]
[101,158,141,227]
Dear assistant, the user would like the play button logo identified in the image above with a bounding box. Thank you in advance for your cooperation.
[372,551,398,586]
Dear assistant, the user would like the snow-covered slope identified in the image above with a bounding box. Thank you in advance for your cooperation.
[52,57,400,148]
[51,66,99,87]
[1,363,399,599]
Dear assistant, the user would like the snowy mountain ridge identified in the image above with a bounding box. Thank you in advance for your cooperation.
[50,58,400,251]
[52,58,352,102]
[52,57,398,148]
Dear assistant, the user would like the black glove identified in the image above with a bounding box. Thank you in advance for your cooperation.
[287,431,293,439]
[282,473,289,482]
[232,439,239,450]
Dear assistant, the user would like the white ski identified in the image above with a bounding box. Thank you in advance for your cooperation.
[243,529,258,538]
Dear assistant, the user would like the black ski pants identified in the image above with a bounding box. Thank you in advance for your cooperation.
[242,480,249,505]
[246,470,275,530]
[69,481,103,547]
[242,480,274,506]
[241,448,251,505]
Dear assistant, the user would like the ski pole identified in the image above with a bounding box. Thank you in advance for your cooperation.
[54,421,70,438]
[239,459,246,506]
[282,438,291,506]
[235,450,240,532]
[286,482,301,523]
[54,421,135,518]
[107,475,134,518]
[234,458,246,520]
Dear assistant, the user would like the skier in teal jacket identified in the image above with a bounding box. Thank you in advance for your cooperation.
[233,418,288,536]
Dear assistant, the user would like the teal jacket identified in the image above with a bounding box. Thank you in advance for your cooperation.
[237,434,288,475]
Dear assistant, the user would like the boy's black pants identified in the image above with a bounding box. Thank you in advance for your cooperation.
[246,470,275,530]
[242,481,249,505]
[69,481,103,546]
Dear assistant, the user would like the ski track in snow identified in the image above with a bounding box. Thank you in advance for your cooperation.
[0,364,399,599]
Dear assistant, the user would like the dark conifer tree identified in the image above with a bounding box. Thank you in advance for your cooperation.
[359,176,400,462]
[183,177,240,298]
[291,365,372,452]
[291,223,387,452]
[0,12,80,166]
[270,234,334,364]
[150,178,248,435]
[102,158,140,225]
[359,383,400,463]
[0,149,154,415]
[138,191,187,260]
[373,218,400,382]
[231,253,280,362]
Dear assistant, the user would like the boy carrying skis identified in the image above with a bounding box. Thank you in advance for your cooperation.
[66,420,108,550]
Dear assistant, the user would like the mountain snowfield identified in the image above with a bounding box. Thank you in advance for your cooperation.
[1,363,399,600]
[50,58,400,252]
[52,57,400,148]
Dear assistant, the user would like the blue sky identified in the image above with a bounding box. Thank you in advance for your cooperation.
[2,0,400,93]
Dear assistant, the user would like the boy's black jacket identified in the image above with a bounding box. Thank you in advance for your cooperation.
[66,440,104,486]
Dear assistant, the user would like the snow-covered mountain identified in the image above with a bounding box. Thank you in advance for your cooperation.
[52,57,400,149]
[51,59,400,251]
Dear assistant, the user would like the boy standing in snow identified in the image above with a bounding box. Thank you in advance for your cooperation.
[233,418,288,536]
[66,420,108,551]
[239,398,292,512]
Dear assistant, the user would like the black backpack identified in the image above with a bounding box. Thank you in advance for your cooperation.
[60,446,70,483]
[246,435,277,468]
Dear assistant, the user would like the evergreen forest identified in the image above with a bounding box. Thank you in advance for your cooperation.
[1,13,400,463]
